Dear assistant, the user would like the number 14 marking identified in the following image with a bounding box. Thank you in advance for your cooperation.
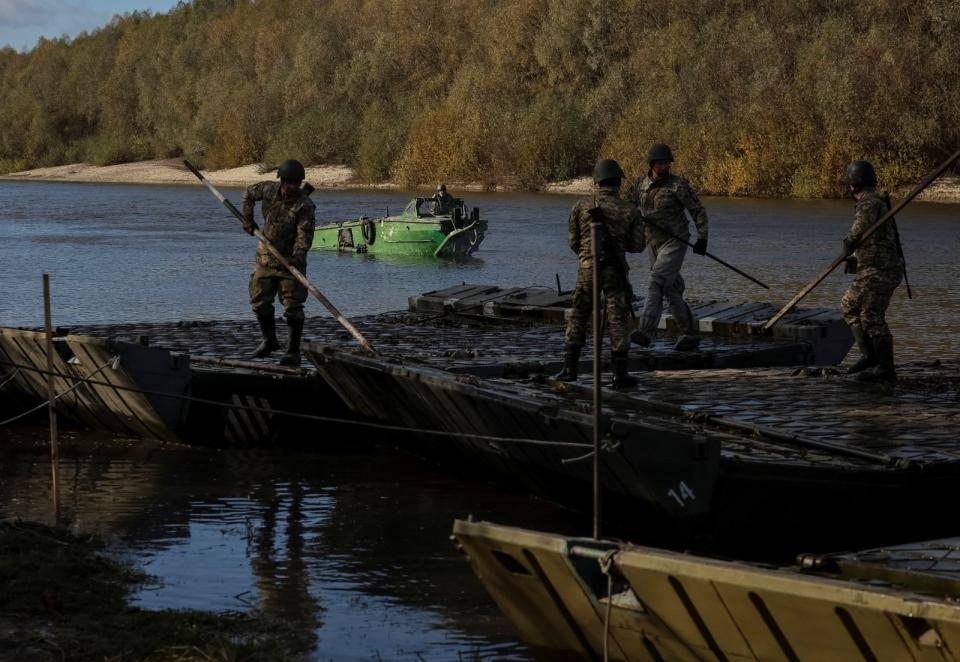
[667,481,696,507]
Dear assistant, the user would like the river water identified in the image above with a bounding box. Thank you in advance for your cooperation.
[1,180,958,358]
[1,180,959,658]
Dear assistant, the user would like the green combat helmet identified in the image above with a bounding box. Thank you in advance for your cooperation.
[646,143,674,165]
[277,159,306,182]
[845,160,877,187]
[593,159,624,185]
[437,183,447,193]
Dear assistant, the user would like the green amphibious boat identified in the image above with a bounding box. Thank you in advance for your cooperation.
[311,197,488,258]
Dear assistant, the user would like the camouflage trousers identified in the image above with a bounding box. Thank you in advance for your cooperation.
[841,268,902,336]
[638,238,696,336]
[564,267,633,352]
[249,266,307,321]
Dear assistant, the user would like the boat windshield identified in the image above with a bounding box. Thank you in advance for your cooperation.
[402,197,466,218]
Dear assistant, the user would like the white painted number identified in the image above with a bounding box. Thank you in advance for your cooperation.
[667,481,697,507]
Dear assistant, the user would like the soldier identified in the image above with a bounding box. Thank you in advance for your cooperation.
[432,183,455,214]
[242,159,316,366]
[840,160,902,382]
[627,144,708,352]
[554,159,645,389]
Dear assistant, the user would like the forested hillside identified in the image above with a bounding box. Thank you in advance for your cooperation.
[1,0,958,196]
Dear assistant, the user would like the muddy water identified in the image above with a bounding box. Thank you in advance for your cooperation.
[0,425,583,660]
[1,180,959,657]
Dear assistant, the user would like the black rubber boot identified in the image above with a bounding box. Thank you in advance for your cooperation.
[630,329,652,347]
[855,334,896,382]
[672,335,700,352]
[552,345,581,382]
[846,324,877,375]
[278,318,304,367]
[250,314,280,359]
[611,350,638,390]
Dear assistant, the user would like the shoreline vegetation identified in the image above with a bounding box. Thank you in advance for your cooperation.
[2,159,959,202]
[2,2,959,200]
[0,519,313,660]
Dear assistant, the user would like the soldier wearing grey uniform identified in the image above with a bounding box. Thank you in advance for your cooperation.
[555,159,645,389]
[242,159,316,366]
[627,144,708,352]
[840,160,902,382]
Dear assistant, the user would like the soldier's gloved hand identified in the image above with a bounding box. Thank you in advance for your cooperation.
[841,237,856,257]
[693,237,708,255]
[843,256,858,274]
[291,251,307,268]
[242,217,258,236]
[586,207,605,223]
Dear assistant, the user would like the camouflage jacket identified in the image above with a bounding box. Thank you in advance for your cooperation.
[242,181,316,269]
[432,191,455,213]
[568,186,645,269]
[627,173,707,245]
[846,190,899,273]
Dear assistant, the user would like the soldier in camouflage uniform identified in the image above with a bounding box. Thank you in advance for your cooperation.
[242,159,316,366]
[554,159,645,389]
[627,144,708,352]
[840,160,903,382]
[432,183,455,214]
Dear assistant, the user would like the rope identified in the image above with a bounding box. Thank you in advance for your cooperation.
[561,449,595,464]
[599,549,618,662]
[0,399,54,428]
[0,367,19,390]
[0,356,117,427]
[595,548,711,661]
[0,357,595,450]
[561,437,623,464]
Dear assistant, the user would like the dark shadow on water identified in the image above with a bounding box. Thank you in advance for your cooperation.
[309,249,484,269]
[0,424,551,659]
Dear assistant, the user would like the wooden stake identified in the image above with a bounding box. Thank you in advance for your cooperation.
[42,274,60,525]
[590,220,602,540]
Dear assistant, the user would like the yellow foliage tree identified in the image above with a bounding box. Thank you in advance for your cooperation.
[0,0,958,195]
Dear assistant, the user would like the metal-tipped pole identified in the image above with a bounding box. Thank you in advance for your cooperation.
[42,275,60,524]
[183,160,376,355]
[641,217,769,289]
[590,220,603,540]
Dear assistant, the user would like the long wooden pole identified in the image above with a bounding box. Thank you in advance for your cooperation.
[590,220,603,540]
[183,160,376,355]
[765,148,960,330]
[42,274,60,525]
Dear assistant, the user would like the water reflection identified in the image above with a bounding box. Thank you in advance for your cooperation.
[321,249,487,269]
[0,425,580,659]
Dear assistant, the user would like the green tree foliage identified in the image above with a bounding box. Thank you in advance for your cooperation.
[1,0,958,196]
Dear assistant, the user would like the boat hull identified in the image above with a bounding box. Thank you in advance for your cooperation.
[452,519,960,662]
[304,343,960,554]
[0,327,191,441]
[304,344,718,535]
[312,217,487,258]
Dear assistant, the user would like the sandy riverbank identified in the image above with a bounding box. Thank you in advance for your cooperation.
[1,158,957,201]
[0,159,358,189]
[0,159,598,196]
